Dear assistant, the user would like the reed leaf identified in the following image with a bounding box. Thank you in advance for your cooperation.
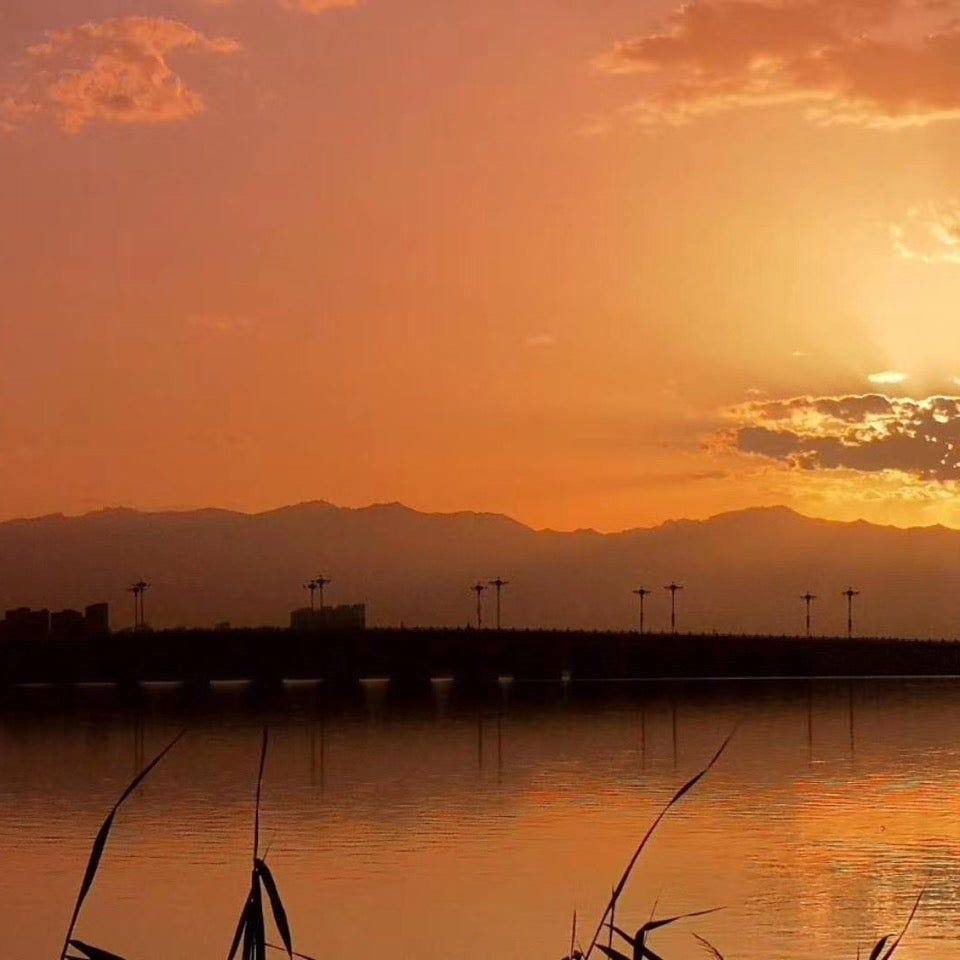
[254,727,268,861]
[256,859,293,958]
[878,891,923,960]
[604,908,721,960]
[247,882,263,960]
[266,946,319,960]
[228,895,254,960]
[596,944,631,960]
[692,933,725,959]
[869,936,891,960]
[230,727,296,960]
[242,899,257,960]
[58,730,186,960]
[584,731,735,959]
[639,907,723,935]
[236,874,267,960]
[250,878,267,960]
[67,941,129,960]
[608,925,635,946]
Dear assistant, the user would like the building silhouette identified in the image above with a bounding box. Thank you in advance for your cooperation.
[51,609,85,638]
[84,603,110,636]
[1,602,109,640]
[2,608,50,640]
[290,604,365,631]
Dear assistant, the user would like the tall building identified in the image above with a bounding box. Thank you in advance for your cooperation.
[84,603,110,637]
[51,609,85,638]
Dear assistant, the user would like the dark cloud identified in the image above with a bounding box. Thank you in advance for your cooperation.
[726,394,960,480]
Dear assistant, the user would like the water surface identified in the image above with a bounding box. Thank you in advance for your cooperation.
[2,679,958,959]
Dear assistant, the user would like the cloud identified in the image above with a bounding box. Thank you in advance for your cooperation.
[891,202,960,263]
[722,393,960,480]
[204,0,360,10]
[8,17,238,132]
[187,314,255,332]
[602,0,960,128]
[0,95,39,132]
[280,0,361,11]
[867,370,908,384]
[523,333,558,348]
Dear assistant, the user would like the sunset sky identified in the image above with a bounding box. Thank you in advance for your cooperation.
[5,0,960,531]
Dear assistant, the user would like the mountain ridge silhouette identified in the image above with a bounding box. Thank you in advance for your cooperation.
[1,501,957,637]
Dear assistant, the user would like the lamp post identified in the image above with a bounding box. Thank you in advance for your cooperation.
[842,587,860,639]
[801,591,816,638]
[472,582,486,629]
[488,578,510,630]
[314,575,331,612]
[632,587,651,634]
[663,582,683,634]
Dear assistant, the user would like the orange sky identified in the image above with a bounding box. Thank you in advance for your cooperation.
[5,0,960,531]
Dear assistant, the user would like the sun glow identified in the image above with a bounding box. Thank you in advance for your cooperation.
[868,371,908,385]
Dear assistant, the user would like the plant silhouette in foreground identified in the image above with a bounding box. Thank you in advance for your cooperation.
[597,908,722,960]
[858,891,924,960]
[58,722,318,960]
[61,729,186,960]
[574,726,923,960]
[57,720,924,960]
[227,726,295,960]
[581,732,734,960]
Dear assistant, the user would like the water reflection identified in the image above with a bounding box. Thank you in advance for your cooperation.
[1,679,958,959]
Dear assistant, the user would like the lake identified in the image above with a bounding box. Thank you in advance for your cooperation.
[2,678,957,959]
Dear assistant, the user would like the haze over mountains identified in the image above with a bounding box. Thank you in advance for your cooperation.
[1,501,958,638]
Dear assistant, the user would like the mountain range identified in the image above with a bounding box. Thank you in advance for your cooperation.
[1,501,958,637]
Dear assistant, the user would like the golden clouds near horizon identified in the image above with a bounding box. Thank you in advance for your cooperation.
[712,394,960,523]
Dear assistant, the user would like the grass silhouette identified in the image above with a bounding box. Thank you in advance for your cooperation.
[582,732,734,960]
[227,726,296,960]
[57,724,924,960]
[574,729,922,960]
[60,725,309,960]
[60,730,186,960]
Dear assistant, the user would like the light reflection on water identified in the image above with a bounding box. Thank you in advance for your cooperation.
[1,679,959,959]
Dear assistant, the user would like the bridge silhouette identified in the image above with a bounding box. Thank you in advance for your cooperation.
[4,627,960,687]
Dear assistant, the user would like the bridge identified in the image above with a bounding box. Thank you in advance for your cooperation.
[2,627,960,687]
